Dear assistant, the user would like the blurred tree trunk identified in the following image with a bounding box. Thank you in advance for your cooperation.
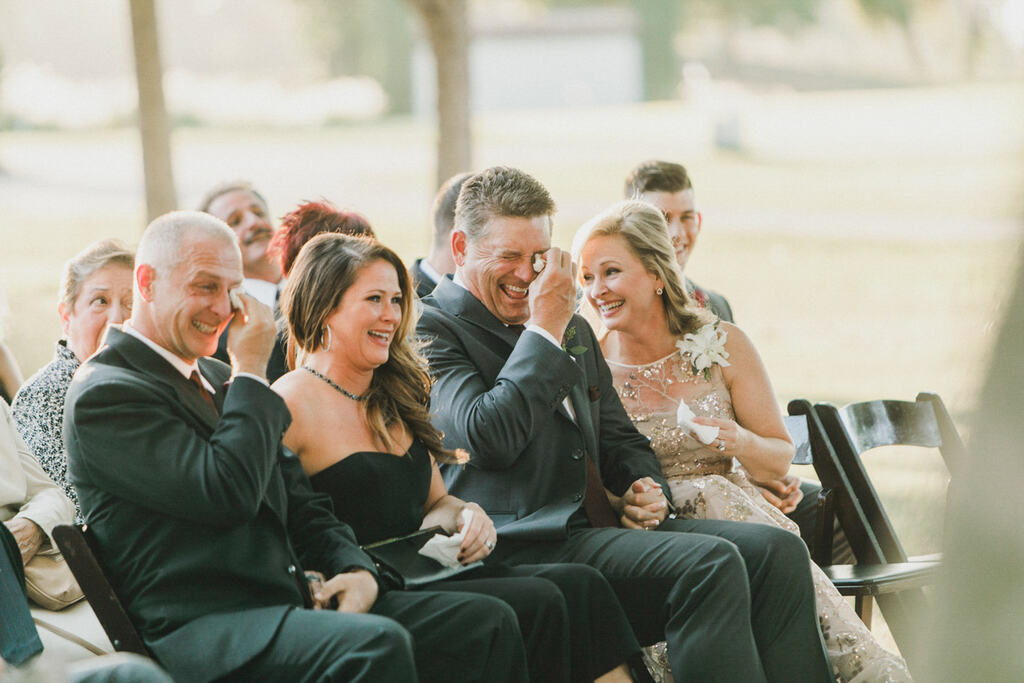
[129,0,177,222]
[635,0,680,100]
[405,0,471,187]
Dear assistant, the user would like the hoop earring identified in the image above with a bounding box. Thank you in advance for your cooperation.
[322,326,333,352]
[656,287,664,296]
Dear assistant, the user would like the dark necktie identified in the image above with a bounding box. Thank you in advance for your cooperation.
[189,370,218,415]
[583,455,620,528]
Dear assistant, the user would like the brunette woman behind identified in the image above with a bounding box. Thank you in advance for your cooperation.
[273,232,643,683]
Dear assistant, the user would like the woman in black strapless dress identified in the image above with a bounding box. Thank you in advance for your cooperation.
[273,231,644,683]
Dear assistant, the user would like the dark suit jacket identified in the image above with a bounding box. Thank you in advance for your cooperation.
[65,328,377,682]
[213,320,289,382]
[417,279,670,541]
[686,277,733,323]
[410,258,440,299]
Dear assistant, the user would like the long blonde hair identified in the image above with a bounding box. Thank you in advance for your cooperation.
[281,233,461,463]
[571,200,711,336]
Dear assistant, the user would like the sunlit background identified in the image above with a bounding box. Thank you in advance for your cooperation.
[0,0,1022,661]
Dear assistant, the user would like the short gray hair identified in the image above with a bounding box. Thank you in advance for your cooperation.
[454,166,555,243]
[60,240,135,308]
[137,211,238,276]
[196,180,269,215]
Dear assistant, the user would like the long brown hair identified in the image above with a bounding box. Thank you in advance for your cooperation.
[281,232,460,463]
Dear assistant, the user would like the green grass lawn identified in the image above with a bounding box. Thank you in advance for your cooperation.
[1,84,1020,619]
[6,86,1020,414]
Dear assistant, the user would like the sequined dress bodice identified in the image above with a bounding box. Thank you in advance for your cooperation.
[609,348,735,480]
[608,337,913,683]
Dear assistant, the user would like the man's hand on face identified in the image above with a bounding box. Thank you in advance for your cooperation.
[226,292,276,379]
[313,569,379,614]
[4,517,44,566]
[526,247,576,341]
[616,477,668,530]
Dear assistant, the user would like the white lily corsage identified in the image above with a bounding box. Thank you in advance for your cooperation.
[676,322,731,380]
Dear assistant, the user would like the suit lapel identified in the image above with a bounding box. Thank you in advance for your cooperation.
[568,375,598,459]
[105,328,221,432]
[431,278,523,349]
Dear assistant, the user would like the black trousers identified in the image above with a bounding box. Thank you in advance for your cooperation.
[494,515,832,683]
[433,562,642,683]
[223,589,527,683]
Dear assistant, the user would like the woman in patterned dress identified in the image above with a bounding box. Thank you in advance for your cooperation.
[572,200,910,683]
[13,240,133,519]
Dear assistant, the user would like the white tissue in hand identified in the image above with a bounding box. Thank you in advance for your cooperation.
[676,401,720,445]
[418,508,472,568]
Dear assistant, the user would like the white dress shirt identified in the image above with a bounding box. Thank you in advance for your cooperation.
[122,324,267,389]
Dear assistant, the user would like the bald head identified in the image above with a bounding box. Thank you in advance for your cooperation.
[137,211,239,276]
[132,211,244,362]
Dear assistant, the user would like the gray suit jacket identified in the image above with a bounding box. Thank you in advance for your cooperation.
[65,328,378,682]
[410,258,439,299]
[686,277,733,323]
[418,279,670,541]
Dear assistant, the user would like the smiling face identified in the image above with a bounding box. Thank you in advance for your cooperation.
[639,189,701,271]
[579,233,664,334]
[205,189,278,281]
[60,263,134,361]
[455,215,551,325]
[141,236,243,363]
[327,259,402,373]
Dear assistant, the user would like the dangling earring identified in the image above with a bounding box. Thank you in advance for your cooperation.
[656,287,664,296]
[322,326,333,352]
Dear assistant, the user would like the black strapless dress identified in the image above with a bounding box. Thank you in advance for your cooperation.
[309,439,432,545]
[307,437,642,683]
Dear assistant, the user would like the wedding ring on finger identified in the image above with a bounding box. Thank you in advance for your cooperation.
[717,438,726,452]
[485,540,494,550]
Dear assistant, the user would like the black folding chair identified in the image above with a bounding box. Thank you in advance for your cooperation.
[794,393,960,671]
[52,524,149,656]
[783,412,837,565]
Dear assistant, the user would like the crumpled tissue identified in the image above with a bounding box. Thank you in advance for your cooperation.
[677,401,720,445]
[418,508,479,568]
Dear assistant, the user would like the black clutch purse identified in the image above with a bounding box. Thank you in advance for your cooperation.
[362,526,482,590]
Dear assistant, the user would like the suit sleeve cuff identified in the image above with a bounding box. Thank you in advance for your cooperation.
[524,325,562,350]
[233,372,269,387]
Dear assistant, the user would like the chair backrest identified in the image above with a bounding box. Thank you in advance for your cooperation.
[814,393,959,564]
[783,414,813,465]
[51,524,149,656]
[789,399,876,564]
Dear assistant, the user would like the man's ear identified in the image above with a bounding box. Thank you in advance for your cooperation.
[136,264,157,302]
[451,230,468,267]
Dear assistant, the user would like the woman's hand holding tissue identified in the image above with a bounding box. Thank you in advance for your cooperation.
[456,503,497,565]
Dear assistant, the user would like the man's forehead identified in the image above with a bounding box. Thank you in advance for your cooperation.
[208,189,265,216]
[477,215,552,248]
[641,189,695,212]
[177,238,242,275]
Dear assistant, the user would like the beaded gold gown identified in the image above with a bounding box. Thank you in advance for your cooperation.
[608,342,912,683]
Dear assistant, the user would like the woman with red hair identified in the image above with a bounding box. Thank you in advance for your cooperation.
[273,201,375,277]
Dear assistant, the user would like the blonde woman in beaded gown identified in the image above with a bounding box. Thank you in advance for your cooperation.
[571,200,911,683]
